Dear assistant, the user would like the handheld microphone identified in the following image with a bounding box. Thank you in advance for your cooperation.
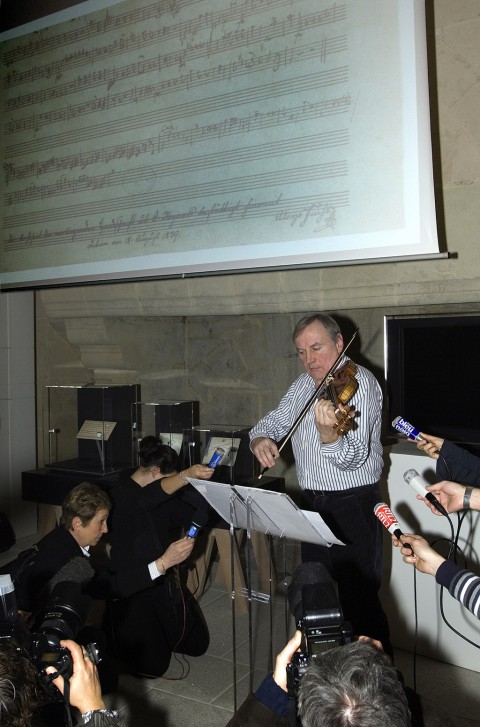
[374,502,404,539]
[180,487,210,538]
[186,521,201,538]
[403,469,449,517]
[208,446,225,468]
[374,503,413,552]
[392,416,425,442]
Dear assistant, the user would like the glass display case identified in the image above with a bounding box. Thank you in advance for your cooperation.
[185,425,256,485]
[43,384,140,475]
[131,400,199,463]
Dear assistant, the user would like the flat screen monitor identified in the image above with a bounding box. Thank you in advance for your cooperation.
[385,314,480,451]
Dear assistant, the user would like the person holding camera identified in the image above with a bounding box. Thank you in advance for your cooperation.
[47,638,121,726]
[0,637,121,726]
[227,632,457,727]
[2,481,118,723]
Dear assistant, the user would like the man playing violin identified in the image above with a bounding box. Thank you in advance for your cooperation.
[249,313,392,654]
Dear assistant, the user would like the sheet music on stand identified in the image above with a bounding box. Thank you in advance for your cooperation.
[188,479,344,546]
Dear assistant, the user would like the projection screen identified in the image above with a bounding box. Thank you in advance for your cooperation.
[0,0,440,289]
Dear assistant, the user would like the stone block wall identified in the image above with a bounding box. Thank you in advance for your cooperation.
[32,0,480,488]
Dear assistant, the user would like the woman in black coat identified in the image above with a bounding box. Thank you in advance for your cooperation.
[107,436,214,677]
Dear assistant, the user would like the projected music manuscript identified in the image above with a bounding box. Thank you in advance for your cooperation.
[0,0,412,285]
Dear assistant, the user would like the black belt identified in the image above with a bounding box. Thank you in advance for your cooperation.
[304,482,379,498]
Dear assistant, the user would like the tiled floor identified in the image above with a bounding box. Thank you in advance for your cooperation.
[2,534,480,726]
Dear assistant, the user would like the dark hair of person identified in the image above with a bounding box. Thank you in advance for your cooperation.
[0,639,43,727]
[292,313,341,344]
[60,481,111,530]
[298,641,411,727]
[138,435,179,473]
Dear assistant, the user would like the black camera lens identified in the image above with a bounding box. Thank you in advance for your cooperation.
[28,582,97,702]
[36,582,91,642]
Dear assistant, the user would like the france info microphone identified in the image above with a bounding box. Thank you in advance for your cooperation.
[392,416,425,442]
[374,503,413,552]
[403,469,449,517]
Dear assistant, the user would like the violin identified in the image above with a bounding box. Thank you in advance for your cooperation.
[320,360,358,435]
[258,328,359,478]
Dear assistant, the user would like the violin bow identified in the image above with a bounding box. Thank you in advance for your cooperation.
[257,328,359,479]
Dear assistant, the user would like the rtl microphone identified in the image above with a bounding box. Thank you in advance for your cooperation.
[392,416,425,442]
[374,503,413,552]
[403,469,449,517]
[374,502,404,539]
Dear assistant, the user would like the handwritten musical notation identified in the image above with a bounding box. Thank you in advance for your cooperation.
[4,99,351,184]
[1,0,354,273]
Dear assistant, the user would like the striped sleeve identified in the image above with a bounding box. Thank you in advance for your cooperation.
[249,363,383,490]
[436,560,480,619]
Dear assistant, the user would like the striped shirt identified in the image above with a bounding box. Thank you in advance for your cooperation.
[436,559,480,620]
[249,358,383,491]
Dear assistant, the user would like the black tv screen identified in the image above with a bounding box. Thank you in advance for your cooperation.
[385,314,480,450]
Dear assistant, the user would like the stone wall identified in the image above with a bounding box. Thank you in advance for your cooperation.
[34,1,480,485]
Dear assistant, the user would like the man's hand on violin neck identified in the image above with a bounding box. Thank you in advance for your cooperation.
[251,437,279,468]
[314,399,342,443]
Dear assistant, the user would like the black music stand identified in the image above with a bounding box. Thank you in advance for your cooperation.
[188,478,344,707]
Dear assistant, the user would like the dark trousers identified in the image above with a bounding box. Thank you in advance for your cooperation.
[301,483,392,657]
[109,574,209,677]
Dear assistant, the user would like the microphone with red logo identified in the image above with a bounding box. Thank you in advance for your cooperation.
[374,502,413,552]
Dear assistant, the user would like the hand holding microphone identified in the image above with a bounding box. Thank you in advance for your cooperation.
[416,433,444,459]
[422,480,479,515]
[392,416,425,443]
[392,533,446,577]
[374,502,413,552]
[391,417,442,458]
[403,469,449,517]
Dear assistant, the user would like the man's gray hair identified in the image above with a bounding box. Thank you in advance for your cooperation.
[298,641,411,727]
[292,313,341,344]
